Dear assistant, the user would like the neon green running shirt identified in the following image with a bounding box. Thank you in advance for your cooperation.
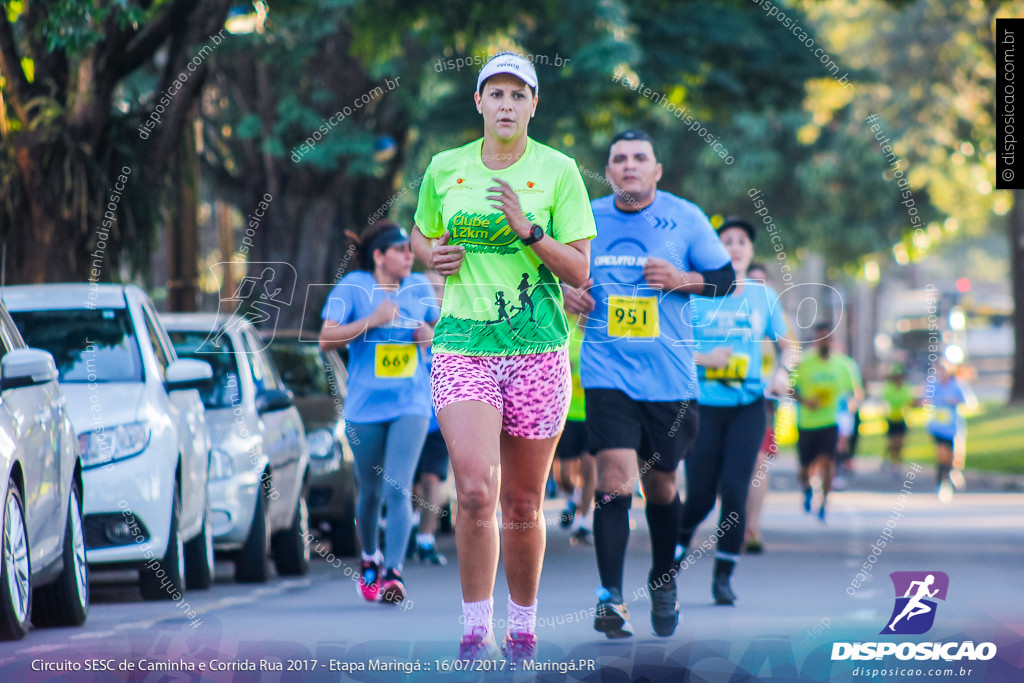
[793,351,858,430]
[414,138,597,356]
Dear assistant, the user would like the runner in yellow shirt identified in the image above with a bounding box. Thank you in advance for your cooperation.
[792,322,859,521]
[882,364,917,472]
[410,52,596,664]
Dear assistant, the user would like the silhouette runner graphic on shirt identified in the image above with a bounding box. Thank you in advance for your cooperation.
[886,574,938,632]
[491,291,513,327]
[487,273,543,328]
[516,273,536,322]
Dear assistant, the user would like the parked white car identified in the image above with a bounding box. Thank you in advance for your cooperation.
[4,285,215,600]
[162,314,310,582]
[0,302,88,639]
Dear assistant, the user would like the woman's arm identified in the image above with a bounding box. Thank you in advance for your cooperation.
[412,226,465,276]
[694,345,732,368]
[413,319,437,346]
[487,178,590,287]
[318,300,399,351]
[527,237,590,288]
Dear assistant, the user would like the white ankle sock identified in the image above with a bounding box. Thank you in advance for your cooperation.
[507,596,537,635]
[462,598,494,638]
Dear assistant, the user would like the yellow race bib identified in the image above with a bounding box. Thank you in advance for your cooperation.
[705,353,751,381]
[813,388,835,406]
[608,295,659,338]
[374,344,418,378]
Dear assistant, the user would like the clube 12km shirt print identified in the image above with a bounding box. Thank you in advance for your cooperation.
[414,138,596,356]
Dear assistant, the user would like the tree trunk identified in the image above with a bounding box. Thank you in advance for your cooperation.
[1009,190,1024,404]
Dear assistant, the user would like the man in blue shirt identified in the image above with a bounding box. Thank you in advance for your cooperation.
[564,130,734,638]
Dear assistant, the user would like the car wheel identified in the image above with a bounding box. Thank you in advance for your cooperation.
[139,484,185,600]
[235,485,270,584]
[330,495,358,557]
[0,480,31,640]
[33,481,88,627]
[184,499,214,590]
[272,494,310,576]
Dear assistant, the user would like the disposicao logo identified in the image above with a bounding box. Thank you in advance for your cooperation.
[831,571,997,663]
[883,571,948,635]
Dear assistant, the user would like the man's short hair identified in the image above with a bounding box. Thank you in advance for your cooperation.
[608,130,657,162]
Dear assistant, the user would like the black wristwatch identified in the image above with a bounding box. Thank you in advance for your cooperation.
[521,224,545,246]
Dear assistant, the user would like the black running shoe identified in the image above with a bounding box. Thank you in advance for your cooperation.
[648,571,679,637]
[416,544,448,565]
[594,587,633,639]
[569,527,593,546]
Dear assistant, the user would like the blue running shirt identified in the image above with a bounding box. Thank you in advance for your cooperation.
[690,282,789,407]
[322,271,439,423]
[580,191,730,401]
[927,378,966,441]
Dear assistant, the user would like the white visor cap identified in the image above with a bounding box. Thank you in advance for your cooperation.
[476,53,538,94]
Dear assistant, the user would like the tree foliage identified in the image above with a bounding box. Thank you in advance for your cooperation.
[0,0,230,283]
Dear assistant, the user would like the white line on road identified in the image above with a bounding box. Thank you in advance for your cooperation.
[70,630,117,640]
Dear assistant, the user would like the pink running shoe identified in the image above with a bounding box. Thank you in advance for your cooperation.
[359,559,380,602]
[379,568,406,604]
[458,627,498,663]
[501,631,537,665]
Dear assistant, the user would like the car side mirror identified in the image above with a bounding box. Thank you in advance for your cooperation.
[256,388,294,414]
[166,358,213,393]
[0,348,58,391]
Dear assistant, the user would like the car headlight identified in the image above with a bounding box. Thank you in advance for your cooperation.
[306,429,335,459]
[78,421,151,469]
[209,447,236,480]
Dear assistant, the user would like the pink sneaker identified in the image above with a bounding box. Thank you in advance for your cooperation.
[379,568,406,604]
[501,631,537,665]
[359,559,380,602]
[458,628,498,663]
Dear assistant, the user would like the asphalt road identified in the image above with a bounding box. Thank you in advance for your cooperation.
[1,455,1022,682]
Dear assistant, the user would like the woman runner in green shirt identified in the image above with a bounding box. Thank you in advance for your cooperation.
[411,52,596,664]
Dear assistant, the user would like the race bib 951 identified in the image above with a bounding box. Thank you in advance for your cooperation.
[607,295,659,338]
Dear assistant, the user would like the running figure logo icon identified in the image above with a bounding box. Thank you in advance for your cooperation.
[882,571,949,635]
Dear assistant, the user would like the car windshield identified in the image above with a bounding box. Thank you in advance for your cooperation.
[167,330,241,409]
[267,341,335,397]
[10,308,143,382]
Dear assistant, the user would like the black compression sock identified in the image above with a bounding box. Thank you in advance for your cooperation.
[646,496,682,581]
[593,491,631,593]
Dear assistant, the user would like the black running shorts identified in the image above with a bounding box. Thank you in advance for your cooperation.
[584,389,698,473]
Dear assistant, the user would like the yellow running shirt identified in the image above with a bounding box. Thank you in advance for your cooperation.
[414,138,597,356]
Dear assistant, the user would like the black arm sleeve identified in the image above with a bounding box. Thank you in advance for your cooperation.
[698,262,736,298]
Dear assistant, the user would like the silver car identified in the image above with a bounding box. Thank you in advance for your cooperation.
[264,331,357,556]
[6,285,215,601]
[0,303,87,640]
[162,314,310,582]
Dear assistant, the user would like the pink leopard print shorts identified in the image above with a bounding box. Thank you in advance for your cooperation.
[430,350,571,439]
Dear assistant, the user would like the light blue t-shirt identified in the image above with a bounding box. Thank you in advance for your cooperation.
[321,271,439,423]
[580,192,731,401]
[690,281,788,407]
[927,377,967,440]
